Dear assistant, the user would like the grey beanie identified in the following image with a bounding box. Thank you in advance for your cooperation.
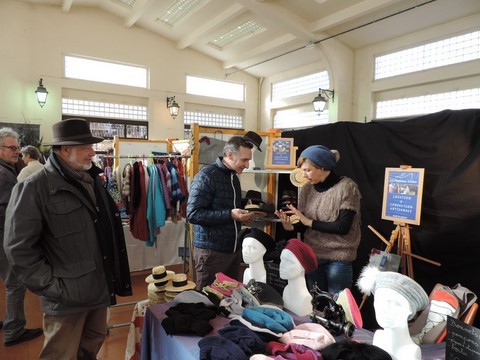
[357,265,429,320]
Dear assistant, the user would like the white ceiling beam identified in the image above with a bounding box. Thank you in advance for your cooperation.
[125,0,155,28]
[176,3,245,49]
[235,0,315,42]
[62,0,73,13]
[223,33,296,69]
[311,0,399,31]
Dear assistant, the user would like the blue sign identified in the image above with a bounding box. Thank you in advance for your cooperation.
[382,168,424,225]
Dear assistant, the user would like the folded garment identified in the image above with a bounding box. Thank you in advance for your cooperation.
[161,314,213,336]
[243,306,295,333]
[219,325,266,356]
[266,341,322,360]
[279,322,335,350]
[198,335,247,360]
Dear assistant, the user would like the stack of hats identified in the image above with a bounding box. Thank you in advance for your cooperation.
[279,190,298,211]
[242,190,275,218]
[164,273,196,302]
[145,265,175,304]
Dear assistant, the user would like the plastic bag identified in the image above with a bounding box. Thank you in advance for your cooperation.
[368,248,401,272]
[198,131,226,165]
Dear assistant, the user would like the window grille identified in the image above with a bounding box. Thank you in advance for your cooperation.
[374,29,480,80]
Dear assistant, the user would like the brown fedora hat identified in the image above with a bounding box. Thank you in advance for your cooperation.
[47,118,104,146]
[243,131,263,152]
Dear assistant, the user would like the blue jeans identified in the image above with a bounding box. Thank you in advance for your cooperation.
[0,242,27,342]
[306,260,353,295]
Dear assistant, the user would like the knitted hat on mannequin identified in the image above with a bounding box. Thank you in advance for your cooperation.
[300,145,339,170]
[284,238,318,274]
[238,227,276,253]
[357,265,429,320]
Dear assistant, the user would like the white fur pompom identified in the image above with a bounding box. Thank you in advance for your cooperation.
[356,265,380,295]
[331,149,340,163]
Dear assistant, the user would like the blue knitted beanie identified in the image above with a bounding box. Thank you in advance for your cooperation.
[300,145,337,170]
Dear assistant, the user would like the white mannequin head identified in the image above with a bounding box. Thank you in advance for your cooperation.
[374,287,412,329]
[242,237,266,264]
[279,249,305,280]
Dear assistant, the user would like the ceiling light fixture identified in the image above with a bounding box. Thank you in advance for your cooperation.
[312,88,334,113]
[166,96,180,119]
[35,78,48,108]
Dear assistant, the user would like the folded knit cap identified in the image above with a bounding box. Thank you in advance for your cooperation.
[357,265,429,320]
[300,145,338,170]
[284,238,318,274]
[243,306,295,333]
[218,325,267,356]
[210,272,244,297]
[267,341,323,360]
[279,322,336,350]
[238,227,276,253]
[198,336,248,360]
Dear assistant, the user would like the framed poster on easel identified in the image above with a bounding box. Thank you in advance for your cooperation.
[381,167,425,225]
[265,137,297,170]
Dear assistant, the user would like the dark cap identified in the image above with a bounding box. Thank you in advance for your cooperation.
[47,118,103,146]
[243,131,263,152]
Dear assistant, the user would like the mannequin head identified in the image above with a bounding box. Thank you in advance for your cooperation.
[357,266,429,321]
[374,288,412,329]
[279,249,305,280]
[242,237,267,264]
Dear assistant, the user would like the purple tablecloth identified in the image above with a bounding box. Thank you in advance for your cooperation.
[141,302,446,360]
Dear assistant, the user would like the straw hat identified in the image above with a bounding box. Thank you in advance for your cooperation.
[147,280,171,294]
[145,265,175,284]
[290,168,307,187]
[165,273,196,292]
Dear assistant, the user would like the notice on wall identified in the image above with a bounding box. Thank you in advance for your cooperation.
[381,167,425,225]
[446,316,480,360]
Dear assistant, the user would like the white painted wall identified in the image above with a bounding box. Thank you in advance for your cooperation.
[0,0,259,143]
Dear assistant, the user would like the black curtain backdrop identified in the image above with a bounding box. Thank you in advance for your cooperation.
[281,109,480,330]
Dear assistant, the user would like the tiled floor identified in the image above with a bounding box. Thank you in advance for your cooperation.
[0,265,183,359]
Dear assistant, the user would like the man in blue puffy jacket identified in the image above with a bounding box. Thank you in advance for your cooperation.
[187,136,257,290]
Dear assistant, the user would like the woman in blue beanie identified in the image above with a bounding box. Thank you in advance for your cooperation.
[275,145,361,294]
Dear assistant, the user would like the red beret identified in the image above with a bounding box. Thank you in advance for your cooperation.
[284,238,318,274]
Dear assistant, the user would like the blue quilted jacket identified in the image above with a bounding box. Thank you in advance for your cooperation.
[187,157,242,253]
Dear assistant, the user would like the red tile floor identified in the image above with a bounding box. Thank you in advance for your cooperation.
[0,264,183,359]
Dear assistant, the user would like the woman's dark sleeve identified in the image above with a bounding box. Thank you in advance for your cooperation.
[311,209,356,235]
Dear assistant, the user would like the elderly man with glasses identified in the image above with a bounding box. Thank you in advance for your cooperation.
[0,127,43,346]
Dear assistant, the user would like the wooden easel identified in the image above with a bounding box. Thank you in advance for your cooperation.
[368,223,441,279]
[359,223,441,310]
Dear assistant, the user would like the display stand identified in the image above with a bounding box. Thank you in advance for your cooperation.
[359,224,441,310]
[188,124,285,282]
[112,137,192,275]
[359,165,440,310]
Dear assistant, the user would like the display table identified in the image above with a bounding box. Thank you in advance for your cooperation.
[124,221,185,271]
[140,302,446,360]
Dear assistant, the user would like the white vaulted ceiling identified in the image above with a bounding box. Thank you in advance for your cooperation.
[20,0,480,78]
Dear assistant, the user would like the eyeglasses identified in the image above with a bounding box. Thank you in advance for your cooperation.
[1,145,21,151]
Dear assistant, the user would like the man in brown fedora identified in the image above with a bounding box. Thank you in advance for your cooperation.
[4,118,132,358]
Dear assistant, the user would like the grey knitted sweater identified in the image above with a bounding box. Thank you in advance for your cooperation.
[298,177,361,262]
